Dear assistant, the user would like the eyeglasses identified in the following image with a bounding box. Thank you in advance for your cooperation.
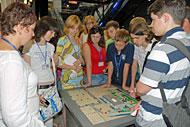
[86,22,94,25]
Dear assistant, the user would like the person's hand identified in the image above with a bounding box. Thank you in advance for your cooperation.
[53,54,59,66]
[128,85,135,93]
[100,83,111,88]
[75,65,82,73]
[73,59,81,66]
[128,85,137,98]
[133,100,142,111]
[130,91,138,98]
[83,83,91,88]
[122,85,130,91]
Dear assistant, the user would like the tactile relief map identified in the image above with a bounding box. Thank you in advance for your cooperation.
[68,85,138,125]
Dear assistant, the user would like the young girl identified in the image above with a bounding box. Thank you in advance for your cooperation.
[80,15,96,44]
[56,15,83,89]
[83,25,107,88]
[23,16,60,127]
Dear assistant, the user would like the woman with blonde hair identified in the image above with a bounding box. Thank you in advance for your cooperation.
[80,15,96,44]
[56,15,83,89]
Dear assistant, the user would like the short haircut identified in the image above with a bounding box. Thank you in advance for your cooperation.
[1,2,37,36]
[34,16,59,42]
[105,20,120,30]
[115,29,130,44]
[185,6,190,21]
[88,25,105,48]
[147,0,186,24]
[64,15,82,35]
[129,17,154,43]
[83,15,96,34]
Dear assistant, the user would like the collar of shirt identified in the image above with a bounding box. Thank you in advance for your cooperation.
[160,27,184,43]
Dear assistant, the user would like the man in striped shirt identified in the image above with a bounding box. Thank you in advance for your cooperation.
[135,0,190,127]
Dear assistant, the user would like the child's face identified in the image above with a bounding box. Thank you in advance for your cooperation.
[107,26,119,40]
[115,41,126,52]
[130,34,147,47]
[91,32,101,44]
[68,25,79,37]
[43,30,55,42]
[86,19,95,32]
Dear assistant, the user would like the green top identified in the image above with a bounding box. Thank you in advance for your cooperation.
[106,39,114,51]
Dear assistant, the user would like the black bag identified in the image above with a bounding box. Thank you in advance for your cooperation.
[159,38,190,127]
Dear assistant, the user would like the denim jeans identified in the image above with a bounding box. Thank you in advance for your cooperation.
[84,74,107,86]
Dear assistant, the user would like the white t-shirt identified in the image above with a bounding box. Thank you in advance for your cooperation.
[26,42,55,83]
[133,43,153,74]
[0,51,45,127]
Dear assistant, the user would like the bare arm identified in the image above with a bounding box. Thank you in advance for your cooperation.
[136,81,152,96]
[122,63,130,90]
[100,61,113,88]
[82,43,92,88]
[130,59,138,91]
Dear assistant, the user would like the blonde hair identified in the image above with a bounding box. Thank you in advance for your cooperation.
[83,15,96,34]
[64,15,82,35]
[115,29,130,44]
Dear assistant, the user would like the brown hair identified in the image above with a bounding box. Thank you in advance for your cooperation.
[115,29,130,44]
[1,2,37,36]
[83,15,96,34]
[88,25,105,48]
[129,17,154,43]
[105,20,120,30]
[35,16,59,42]
[147,0,186,24]
[64,15,82,35]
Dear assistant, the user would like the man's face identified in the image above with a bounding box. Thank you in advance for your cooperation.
[115,41,126,52]
[130,34,147,47]
[150,13,165,36]
[107,26,119,40]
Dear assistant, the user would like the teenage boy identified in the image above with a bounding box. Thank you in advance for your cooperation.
[129,17,155,98]
[105,20,120,51]
[101,29,134,90]
[182,6,190,36]
[135,0,190,126]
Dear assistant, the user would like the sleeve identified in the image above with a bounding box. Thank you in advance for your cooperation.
[106,44,113,62]
[1,61,45,127]
[139,46,170,88]
[56,37,67,66]
[125,44,134,64]
[133,45,138,60]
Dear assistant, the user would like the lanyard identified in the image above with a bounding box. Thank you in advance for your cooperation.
[93,44,103,61]
[114,53,122,78]
[68,37,80,59]
[1,37,23,57]
[36,41,47,64]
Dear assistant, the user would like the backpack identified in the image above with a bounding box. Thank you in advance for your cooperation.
[159,38,190,127]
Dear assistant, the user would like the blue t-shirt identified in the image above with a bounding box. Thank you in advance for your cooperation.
[106,42,134,87]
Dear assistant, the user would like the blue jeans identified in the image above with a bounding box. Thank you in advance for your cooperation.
[84,74,107,86]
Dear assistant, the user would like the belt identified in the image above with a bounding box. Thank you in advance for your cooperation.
[39,83,55,89]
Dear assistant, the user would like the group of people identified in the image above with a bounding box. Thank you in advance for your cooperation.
[0,0,190,127]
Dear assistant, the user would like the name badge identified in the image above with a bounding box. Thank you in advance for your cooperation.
[98,62,104,67]
[42,64,49,70]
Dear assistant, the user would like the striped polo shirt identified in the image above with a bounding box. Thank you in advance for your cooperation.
[136,27,190,127]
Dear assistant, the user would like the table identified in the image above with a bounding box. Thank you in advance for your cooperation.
[60,85,137,127]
